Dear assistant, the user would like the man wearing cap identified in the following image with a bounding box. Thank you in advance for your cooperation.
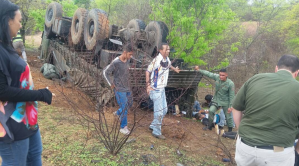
[231,55,299,165]
[194,67,235,132]
[12,30,27,62]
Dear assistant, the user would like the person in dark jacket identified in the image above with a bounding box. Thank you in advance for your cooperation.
[0,1,52,165]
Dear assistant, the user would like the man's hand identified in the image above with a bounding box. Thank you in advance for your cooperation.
[174,66,180,73]
[170,66,180,73]
[111,84,115,90]
[194,66,199,71]
[227,107,233,113]
[147,86,153,95]
[198,110,204,114]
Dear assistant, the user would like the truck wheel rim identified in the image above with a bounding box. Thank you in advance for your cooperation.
[75,19,79,33]
[89,21,94,38]
[47,8,53,22]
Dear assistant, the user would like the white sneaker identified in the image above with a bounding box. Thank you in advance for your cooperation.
[120,126,130,135]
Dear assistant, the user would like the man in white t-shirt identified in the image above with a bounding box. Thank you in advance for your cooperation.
[146,43,180,139]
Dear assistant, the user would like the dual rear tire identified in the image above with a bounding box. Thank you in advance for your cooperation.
[45,2,169,53]
[70,9,109,50]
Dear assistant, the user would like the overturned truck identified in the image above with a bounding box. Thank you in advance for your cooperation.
[40,2,202,116]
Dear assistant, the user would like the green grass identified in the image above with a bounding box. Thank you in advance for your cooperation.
[198,82,213,88]
[39,104,227,166]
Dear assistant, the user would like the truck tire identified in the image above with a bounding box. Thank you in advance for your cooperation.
[145,21,169,56]
[84,9,109,50]
[45,2,63,28]
[127,19,146,31]
[71,8,87,45]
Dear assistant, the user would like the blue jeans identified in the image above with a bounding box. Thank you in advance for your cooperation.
[0,129,42,166]
[217,109,226,127]
[149,89,167,136]
[115,91,132,129]
[192,100,201,116]
[193,101,201,112]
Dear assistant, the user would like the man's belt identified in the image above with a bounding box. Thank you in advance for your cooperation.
[241,139,285,151]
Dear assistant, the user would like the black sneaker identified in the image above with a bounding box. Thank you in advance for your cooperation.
[202,125,212,131]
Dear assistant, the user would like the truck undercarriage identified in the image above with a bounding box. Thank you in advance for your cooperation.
[40,2,203,116]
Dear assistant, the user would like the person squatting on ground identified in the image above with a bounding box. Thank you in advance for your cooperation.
[12,30,27,62]
[231,55,299,166]
[0,1,53,165]
[204,94,226,135]
[146,43,180,140]
[194,95,225,133]
[103,43,134,135]
[196,108,225,135]
[194,67,235,132]
[203,94,213,108]
[192,100,201,116]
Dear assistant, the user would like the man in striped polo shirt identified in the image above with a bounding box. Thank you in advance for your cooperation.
[146,43,180,139]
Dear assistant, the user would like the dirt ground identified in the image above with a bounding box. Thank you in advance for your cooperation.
[21,50,237,165]
[25,32,43,48]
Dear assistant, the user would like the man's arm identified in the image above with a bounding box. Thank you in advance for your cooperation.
[230,82,247,128]
[198,110,205,114]
[199,70,219,80]
[232,108,242,129]
[194,67,218,80]
[170,65,180,73]
[146,71,151,87]
[146,71,153,94]
[146,59,156,94]
[103,62,115,89]
[296,137,299,153]
[228,81,235,109]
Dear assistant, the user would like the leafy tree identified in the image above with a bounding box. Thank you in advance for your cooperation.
[10,0,44,42]
[61,0,79,17]
[74,0,90,9]
[151,0,235,65]
[29,9,46,32]
[29,0,78,32]
[93,0,151,26]
[240,0,291,73]
[227,0,253,21]
[210,0,294,87]
[279,2,299,54]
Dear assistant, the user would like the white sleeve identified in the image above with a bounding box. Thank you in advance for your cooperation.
[147,58,157,72]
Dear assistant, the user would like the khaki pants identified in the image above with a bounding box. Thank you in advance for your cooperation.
[13,41,27,62]
[235,136,295,166]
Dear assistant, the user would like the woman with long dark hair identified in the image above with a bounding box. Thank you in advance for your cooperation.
[0,0,53,165]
